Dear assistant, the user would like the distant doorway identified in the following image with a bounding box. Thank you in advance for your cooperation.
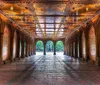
[56,41,64,55]
[36,40,44,55]
[46,41,54,55]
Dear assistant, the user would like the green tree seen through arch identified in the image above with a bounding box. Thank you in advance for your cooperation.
[36,40,64,52]
[46,41,54,52]
[56,41,64,51]
[36,41,44,51]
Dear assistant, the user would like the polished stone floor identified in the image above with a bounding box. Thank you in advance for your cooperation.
[0,52,100,85]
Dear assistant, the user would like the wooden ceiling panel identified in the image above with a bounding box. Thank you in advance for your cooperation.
[0,0,100,39]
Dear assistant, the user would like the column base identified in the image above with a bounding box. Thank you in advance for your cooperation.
[3,61,6,64]
[54,53,56,55]
[21,55,25,58]
[34,52,36,55]
[10,59,13,62]
[44,53,46,55]
[95,60,100,66]
[64,52,66,55]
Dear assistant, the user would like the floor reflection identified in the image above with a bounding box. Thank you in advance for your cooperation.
[0,52,99,85]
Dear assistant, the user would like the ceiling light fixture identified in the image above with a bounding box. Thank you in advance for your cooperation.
[10,6,14,11]
[86,7,89,11]
[21,11,24,14]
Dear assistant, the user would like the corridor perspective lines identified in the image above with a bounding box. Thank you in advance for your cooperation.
[0,54,100,85]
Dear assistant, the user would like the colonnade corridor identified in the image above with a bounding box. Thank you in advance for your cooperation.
[0,0,100,85]
[0,53,100,85]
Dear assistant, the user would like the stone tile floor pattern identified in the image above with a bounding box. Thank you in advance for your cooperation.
[0,52,100,85]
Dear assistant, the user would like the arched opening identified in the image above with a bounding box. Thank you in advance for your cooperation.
[2,26,10,61]
[82,32,86,59]
[89,26,96,61]
[56,41,64,55]
[46,40,54,55]
[36,40,44,55]
[13,31,17,59]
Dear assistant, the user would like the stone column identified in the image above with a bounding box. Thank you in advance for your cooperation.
[32,44,34,55]
[29,44,31,56]
[96,31,100,65]
[85,33,89,62]
[54,42,56,55]
[75,39,78,59]
[73,42,75,57]
[0,33,3,62]
[71,43,73,57]
[68,44,70,56]
[0,17,5,62]
[43,48,46,55]
[69,44,71,56]
[70,44,72,56]
[64,41,66,55]
[31,44,33,55]
[6,24,15,62]
[21,37,25,58]
[33,41,36,55]
[28,44,30,56]
[27,43,29,56]
[79,32,82,59]
[67,44,69,56]
[43,42,46,55]
[16,31,20,59]
[26,41,28,57]
[9,32,14,61]
[94,16,100,65]
[30,44,32,55]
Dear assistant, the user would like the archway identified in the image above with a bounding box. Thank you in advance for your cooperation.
[82,32,86,59]
[36,40,44,55]
[2,26,10,61]
[46,40,54,55]
[89,26,96,61]
[56,41,64,55]
[13,31,17,59]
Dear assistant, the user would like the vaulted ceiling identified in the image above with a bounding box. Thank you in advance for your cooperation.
[0,0,100,40]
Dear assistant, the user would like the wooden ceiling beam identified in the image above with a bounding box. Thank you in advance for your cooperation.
[2,0,98,4]
[35,31,65,32]
[23,27,69,29]
[6,14,93,17]
[19,22,81,24]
